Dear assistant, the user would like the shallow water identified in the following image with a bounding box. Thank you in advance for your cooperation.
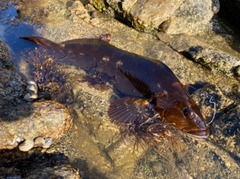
[0,3,36,48]
[1,1,240,179]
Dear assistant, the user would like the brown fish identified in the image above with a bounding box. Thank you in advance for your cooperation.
[21,36,209,139]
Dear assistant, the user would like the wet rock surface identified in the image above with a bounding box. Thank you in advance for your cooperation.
[0,0,240,179]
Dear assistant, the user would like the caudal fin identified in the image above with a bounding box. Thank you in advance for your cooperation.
[20,36,64,50]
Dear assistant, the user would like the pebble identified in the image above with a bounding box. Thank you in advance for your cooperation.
[24,81,38,101]
[42,137,53,148]
[26,83,38,94]
[19,139,34,152]
[23,93,38,101]
[34,137,45,147]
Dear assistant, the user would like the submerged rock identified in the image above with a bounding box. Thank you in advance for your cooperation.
[24,81,38,101]
[0,100,73,150]
[0,149,81,179]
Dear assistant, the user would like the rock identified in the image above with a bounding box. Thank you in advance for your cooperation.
[0,149,81,179]
[0,40,25,106]
[15,0,71,25]
[121,0,183,32]
[23,93,38,101]
[18,139,35,152]
[24,81,38,101]
[68,1,91,22]
[34,137,45,147]
[26,165,81,179]
[211,105,240,156]
[90,0,220,35]
[26,81,38,94]
[157,33,240,78]
[165,0,219,34]
[0,40,72,150]
[42,137,53,149]
[0,100,73,150]
[0,127,21,150]
[0,68,25,106]
[0,40,13,69]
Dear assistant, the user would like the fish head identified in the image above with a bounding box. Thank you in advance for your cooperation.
[155,97,209,139]
[180,101,209,138]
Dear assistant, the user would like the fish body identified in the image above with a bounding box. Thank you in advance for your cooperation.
[21,36,209,139]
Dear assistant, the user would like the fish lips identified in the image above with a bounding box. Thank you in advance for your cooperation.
[183,127,210,139]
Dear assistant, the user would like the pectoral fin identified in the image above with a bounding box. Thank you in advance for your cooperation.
[108,97,157,126]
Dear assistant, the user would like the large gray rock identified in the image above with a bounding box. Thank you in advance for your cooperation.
[120,0,184,32]
[166,0,220,34]
[157,33,240,78]
[90,0,220,34]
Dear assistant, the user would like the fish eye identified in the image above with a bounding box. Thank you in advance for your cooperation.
[183,107,195,119]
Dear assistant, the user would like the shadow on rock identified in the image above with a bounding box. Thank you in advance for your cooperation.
[0,101,33,121]
[0,148,80,178]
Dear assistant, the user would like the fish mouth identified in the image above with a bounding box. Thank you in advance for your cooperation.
[183,128,210,139]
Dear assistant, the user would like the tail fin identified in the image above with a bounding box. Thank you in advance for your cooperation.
[20,36,64,50]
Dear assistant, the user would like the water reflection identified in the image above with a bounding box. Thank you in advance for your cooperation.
[0,1,44,81]
[0,2,38,57]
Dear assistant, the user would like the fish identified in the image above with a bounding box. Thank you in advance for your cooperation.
[21,36,210,139]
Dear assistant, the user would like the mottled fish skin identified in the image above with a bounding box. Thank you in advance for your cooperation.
[21,36,209,139]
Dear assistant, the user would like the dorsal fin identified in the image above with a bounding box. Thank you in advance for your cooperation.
[118,68,154,98]
[61,38,112,46]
